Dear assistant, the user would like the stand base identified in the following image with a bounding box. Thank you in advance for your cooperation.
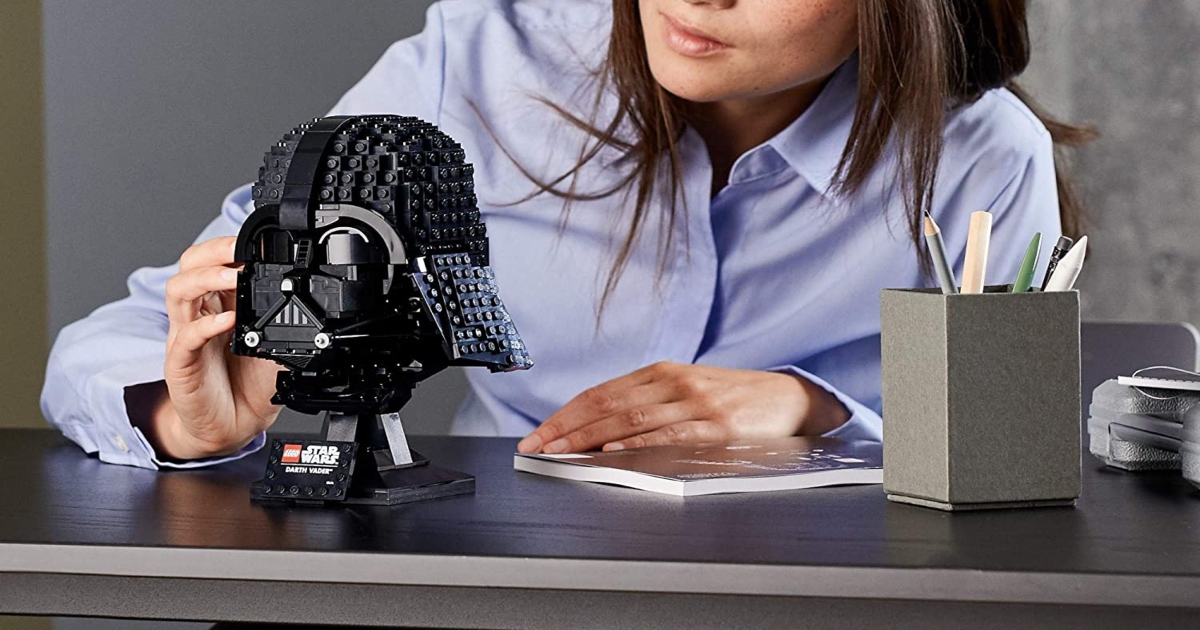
[251,437,475,507]
[251,463,474,506]
[347,463,475,505]
[251,410,476,507]
[886,493,1076,511]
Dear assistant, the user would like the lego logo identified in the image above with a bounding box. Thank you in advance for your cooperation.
[281,444,302,463]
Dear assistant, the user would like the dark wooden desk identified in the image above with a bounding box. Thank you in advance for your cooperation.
[2,428,1200,629]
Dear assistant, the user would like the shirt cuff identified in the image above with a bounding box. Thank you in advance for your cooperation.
[766,365,883,443]
[149,431,267,470]
[84,358,266,470]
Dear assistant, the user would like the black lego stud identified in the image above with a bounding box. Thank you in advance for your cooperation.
[233,115,533,506]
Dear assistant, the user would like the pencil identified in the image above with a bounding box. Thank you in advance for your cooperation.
[961,211,993,294]
[923,211,958,294]
[1040,236,1074,290]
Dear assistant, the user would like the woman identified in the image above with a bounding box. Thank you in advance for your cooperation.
[41,0,1089,468]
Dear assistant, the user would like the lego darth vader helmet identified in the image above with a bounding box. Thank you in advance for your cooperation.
[231,115,531,415]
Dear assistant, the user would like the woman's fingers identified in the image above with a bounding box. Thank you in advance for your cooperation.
[604,420,729,452]
[541,400,696,454]
[165,311,237,377]
[179,236,238,272]
[522,364,832,456]
[518,374,681,453]
[165,265,240,324]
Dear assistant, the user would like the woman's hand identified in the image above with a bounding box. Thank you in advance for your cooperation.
[152,236,286,460]
[516,361,850,454]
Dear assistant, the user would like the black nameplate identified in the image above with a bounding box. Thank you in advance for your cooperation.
[253,438,358,502]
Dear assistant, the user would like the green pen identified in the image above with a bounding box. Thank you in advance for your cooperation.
[1011,232,1042,293]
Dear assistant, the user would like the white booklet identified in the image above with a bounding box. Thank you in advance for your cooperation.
[513,436,882,497]
[1117,366,1200,392]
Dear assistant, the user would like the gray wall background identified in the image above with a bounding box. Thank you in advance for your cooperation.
[41,0,1200,439]
[1022,1,1200,322]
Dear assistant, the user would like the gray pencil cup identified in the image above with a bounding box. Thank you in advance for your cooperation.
[880,286,1082,511]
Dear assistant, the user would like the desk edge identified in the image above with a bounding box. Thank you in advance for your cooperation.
[0,542,1196,608]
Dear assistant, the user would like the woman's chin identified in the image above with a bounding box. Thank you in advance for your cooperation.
[652,72,740,104]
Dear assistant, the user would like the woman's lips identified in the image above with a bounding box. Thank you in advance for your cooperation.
[660,12,730,57]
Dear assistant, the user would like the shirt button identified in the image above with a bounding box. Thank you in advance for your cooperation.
[113,435,130,452]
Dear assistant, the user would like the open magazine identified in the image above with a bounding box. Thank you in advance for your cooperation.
[514,436,882,496]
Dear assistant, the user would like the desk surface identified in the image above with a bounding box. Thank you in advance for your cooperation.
[3,428,1200,628]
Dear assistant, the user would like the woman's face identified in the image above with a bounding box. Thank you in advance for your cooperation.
[639,0,859,103]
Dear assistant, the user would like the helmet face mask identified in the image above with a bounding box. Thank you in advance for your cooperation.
[232,116,532,416]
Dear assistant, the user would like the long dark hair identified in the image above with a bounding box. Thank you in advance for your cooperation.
[498,0,1094,310]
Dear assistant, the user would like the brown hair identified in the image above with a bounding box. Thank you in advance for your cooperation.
[501,0,1094,309]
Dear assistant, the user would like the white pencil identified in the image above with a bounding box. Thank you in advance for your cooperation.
[960,211,993,294]
[1043,235,1088,292]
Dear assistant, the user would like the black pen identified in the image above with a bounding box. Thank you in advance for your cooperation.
[1040,236,1073,290]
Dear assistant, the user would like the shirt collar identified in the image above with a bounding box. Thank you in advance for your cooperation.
[764,52,859,197]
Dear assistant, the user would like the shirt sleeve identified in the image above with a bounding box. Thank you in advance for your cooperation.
[766,365,884,443]
[973,142,1062,287]
[939,96,1063,287]
[326,2,447,122]
[40,186,265,470]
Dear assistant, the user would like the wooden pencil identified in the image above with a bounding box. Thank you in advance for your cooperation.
[960,211,993,294]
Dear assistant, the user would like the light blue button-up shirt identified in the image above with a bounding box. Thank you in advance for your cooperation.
[41,0,1061,469]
